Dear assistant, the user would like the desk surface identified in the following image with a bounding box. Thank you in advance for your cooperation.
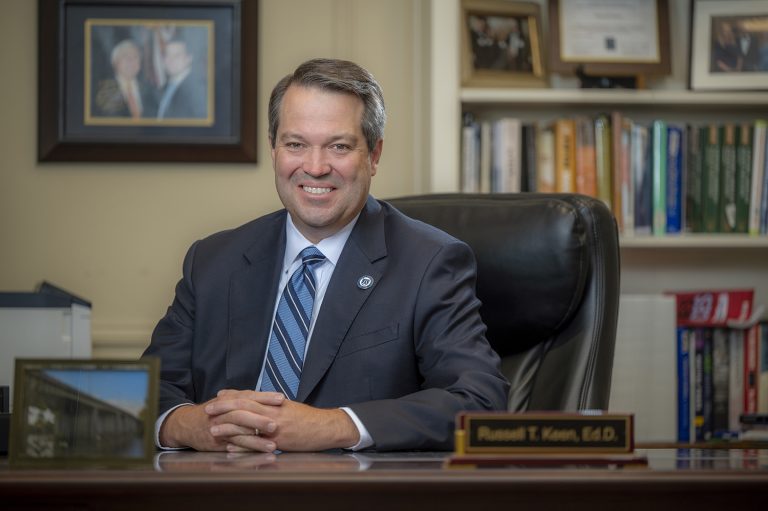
[2,449,767,510]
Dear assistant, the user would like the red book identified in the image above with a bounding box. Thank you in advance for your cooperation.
[670,289,754,328]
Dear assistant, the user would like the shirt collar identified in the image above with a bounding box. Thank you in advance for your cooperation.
[284,212,360,268]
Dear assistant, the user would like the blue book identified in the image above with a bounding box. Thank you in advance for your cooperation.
[666,124,684,233]
[677,327,691,442]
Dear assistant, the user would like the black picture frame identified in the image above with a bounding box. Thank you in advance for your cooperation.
[9,358,159,468]
[38,0,258,162]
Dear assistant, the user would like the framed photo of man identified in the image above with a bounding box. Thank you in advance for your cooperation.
[689,0,768,91]
[460,0,547,88]
[38,0,258,162]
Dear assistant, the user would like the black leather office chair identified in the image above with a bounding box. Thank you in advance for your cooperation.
[386,193,620,412]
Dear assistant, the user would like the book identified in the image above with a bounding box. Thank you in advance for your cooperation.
[521,123,537,192]
[677,327,693,442]
[729,328,745,432]
[735,123,753,233]
[686,124,704,233]
[745,324,760,414]
[619,117,634,236]
[666,124,684,234]
[719,124,738,233]
[491,117,522,193]
[673,288,755,327]
[554,118,576,193]
[759,323,768,414]
[651,120,668,236]
[594,114,613,209]
[535,123,556,193]
[712,328,730,436]
[611,111,628,231]
[461,115,480,193]
[574,116,597,197]
[632,123,652,235]
[702,124,722,233]
[748,120,767,235]
[479,121,492,193]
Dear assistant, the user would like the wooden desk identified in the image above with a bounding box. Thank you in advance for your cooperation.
[1,449,767,510]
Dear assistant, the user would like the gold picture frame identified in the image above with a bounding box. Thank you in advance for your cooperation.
[9,358,159,468]
[549,0,671,76]
[460,0,546,88]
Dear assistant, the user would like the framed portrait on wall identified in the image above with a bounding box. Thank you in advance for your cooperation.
[38,0,258,162]
[460,0,546,88]
[689,0,768,91]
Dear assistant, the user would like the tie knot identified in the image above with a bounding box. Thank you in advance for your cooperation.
[300,246,325,267]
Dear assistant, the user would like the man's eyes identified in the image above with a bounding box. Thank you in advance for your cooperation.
[329,143,352,153]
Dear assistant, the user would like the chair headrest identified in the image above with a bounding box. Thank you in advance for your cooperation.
[387,194,589,357]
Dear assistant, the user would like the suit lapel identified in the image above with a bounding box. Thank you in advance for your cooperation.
[298,197,388,401]
[226,214,286,390]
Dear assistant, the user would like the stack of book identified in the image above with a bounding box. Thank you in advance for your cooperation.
[671,289,768,443]
[461,113,768,236]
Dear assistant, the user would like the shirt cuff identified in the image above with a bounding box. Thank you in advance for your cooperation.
[340,407,374,450]
[155,403,193,450]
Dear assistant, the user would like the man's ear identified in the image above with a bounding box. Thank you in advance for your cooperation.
[369,139,383,175]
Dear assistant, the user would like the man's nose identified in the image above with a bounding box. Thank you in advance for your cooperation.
[302,148,331,176]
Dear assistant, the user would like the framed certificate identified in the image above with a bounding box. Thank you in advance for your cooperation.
[548,0,671,76]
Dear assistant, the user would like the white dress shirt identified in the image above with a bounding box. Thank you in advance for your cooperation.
[156,213,374,450]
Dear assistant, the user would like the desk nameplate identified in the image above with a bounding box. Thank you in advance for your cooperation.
[455,412,634,454]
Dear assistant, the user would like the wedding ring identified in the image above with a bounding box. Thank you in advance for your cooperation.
[253,428,260,436]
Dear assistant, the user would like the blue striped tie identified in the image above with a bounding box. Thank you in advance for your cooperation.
[261,246,325,400]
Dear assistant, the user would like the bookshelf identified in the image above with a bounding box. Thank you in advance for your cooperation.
[426,0,768,307]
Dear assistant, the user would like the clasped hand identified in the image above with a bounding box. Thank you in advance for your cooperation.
[160,389,359,453]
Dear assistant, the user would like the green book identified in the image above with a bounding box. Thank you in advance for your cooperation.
[685,124,703,233]
[719,124,737,233]
[735,123,753,233]
[651,120,667,236]
[702,124,722,233]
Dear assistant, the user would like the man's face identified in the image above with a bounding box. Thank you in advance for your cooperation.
[271,85,382,244]
[164,42,191,78]
[114,46,140,79]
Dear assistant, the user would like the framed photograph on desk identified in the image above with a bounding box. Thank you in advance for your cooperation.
[38,0,259,162]
[548,0,671,77]
[8,358,159,468]
[460,0,546,87]
[689,0,768,91]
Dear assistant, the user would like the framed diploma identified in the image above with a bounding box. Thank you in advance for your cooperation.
[548,0,671,76]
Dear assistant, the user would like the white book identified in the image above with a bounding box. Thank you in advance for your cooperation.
[492,118,521,193]
[609,295,677,443]
[535,124,556,193]
[461,123,480,193]
[748,120,766,235]
[480,121,492,193]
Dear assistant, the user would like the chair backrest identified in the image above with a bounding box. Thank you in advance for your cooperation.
[386,193,620,411]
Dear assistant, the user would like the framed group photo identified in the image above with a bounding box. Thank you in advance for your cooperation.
[38,0,258,162]
[9,358,159,468]
[460,0,546,88]
[689,0,768,91]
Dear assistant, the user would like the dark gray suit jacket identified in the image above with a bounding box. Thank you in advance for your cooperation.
[143,196,509,450]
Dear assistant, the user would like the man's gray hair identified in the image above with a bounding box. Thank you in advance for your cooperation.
[268,58,386,152]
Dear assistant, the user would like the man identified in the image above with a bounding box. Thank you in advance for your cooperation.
[143,58,509,453]
[93,39,157,118]
[156,39,207,119]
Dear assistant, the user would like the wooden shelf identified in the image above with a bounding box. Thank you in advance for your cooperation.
[460,88,768,108]
[620,234,768,249]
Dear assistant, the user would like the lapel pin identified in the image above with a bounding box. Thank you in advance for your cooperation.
[357,275,374,289]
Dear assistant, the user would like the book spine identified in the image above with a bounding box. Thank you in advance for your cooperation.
[759,323,768,414]
[694,328,705,442]
[745,325,759,414]
[480,121,492,193]
[521,123,537,192]
[677,327,691,443]
[686,124,703,233]
[535,123,556,193]
[728,328,745,433]
[594,114,613,209]
[702,328,714,441]
[702,124,722,233]
[611,111,625,231]
[652,120,668,236]
[461,117,480,193]
[554,118,576,193]
[632,123,652,235]
[735,123,753,233]
[666,124,684,234]
[711,328,730,436]
[620,118,634,236]
[719,124,738,233]
[748,120,767,235]
[574,116,597,197]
